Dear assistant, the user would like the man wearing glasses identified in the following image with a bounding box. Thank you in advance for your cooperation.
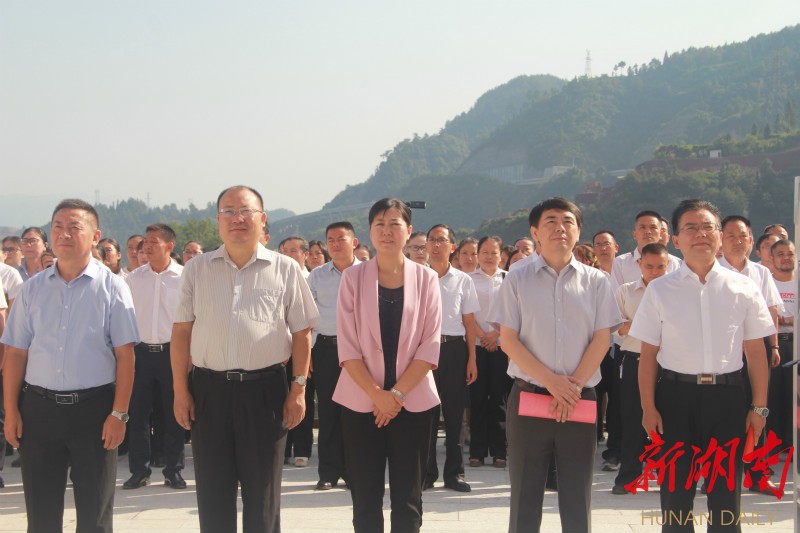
[2,237,23,268]
[631,199,773,528]
[171,185,319,533]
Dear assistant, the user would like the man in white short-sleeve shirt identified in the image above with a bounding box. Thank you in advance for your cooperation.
[630,199,774,527]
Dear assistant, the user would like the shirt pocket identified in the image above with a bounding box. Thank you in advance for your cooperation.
[246,288,283,323]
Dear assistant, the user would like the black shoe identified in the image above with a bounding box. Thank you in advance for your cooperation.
[749,480,779,494]
[422,479,435,491]
[164,472,187,489]
[611,485,628,495]
[444,477,471,493]
[123,473,150,489]
[316,480,334,491]
[0,474,4,488]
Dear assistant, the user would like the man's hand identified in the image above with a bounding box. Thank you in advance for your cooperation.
[746,410,767,441]
[548,397,575,423]
[4,408,22,448]
[101,415,126,450]
[282,386,306,430]
[642,407,663,437]
[770,350,781,368]
[174,389,195,430]
[618,321,632,336]
[466,358,477,385]
[543,374,581,407]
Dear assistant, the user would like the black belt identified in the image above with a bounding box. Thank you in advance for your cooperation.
[778,333,793,342]
[317,334,337,345]
[194,364,284,382]
[514,378,590,395]
[441,335,464,344]
[660,369,743,386]
[23,383,114,405]
[137,342,170,353]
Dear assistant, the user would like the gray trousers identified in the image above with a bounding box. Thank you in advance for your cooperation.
[507,380,597,533]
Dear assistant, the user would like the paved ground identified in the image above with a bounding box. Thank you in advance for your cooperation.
[0,433,794,532]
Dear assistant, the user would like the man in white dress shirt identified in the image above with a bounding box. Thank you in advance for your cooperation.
[768,239,796,447]
[124,223,186,490]
[306,221,360,490]
[631,199,774,530]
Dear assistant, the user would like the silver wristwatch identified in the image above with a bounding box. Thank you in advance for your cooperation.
[291,375,308,386]
[111,410,130,423]
[750,405,769,418]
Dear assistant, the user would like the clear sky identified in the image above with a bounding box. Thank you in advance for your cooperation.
[1,1,797,226]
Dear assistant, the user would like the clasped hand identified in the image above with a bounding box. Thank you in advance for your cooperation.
[545,375,582,423]
[372,390,403,428]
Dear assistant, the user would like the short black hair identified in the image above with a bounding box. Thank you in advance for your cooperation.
[326,221,356,237]
[368,198,411,226]
[528,197,582,228]
[764,223,788,234]
[756,233,779,250]
[216,185,264,211]
[427,224,456,244]
[51,199,99,229]
[635,210,662,224]
[183,241,204,252]
[721,215,751,231]
[145,223,177,244]
[671,199,720,235]
[3,235,21,247]
[127,234,144,244]
[592,230,616,244]
[771,238,794,255]
[640,242,668,258]
[284,236,309,252]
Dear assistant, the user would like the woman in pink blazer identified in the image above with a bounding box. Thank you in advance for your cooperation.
[334,198,442,533]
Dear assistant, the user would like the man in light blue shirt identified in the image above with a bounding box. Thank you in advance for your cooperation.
[2,199,139,533]
[306,221,360,490]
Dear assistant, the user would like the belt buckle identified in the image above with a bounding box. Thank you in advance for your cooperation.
[697,374,716,385]
[148,345,162,352]
[226,371,244,382]
[55,393,78,404]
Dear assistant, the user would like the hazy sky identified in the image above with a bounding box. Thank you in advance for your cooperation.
[1,1,798,226]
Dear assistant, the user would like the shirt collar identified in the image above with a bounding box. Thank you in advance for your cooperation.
[141,258,183,275]
[531,253,581,274]
[49,257,102,282]
[676,259,723,282]
[212,243,272,269]
[326,256,360,274]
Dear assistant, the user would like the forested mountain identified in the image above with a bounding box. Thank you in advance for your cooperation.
[323,75,566,209]
[272,25,800,245]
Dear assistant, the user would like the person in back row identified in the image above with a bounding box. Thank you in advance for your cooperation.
[423,225,479,493]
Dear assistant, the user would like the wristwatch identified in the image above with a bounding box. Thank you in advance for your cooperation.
[111,410,130,423]
[750,405,769,418]
[291,375,308,386]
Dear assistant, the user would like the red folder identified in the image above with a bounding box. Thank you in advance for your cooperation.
[518,390,597,424]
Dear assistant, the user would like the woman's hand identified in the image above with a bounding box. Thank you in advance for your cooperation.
[371,389,402,427]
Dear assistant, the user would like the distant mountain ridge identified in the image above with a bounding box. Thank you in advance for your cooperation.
[271,24,800,244]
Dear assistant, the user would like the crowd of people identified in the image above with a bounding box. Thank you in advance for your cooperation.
[0,188,795,533]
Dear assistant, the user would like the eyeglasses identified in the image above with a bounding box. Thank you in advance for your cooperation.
[2,247,20,253]
[428,238,450,245]
[679,223,720,236]
[218,207,262,218]
[21,238,42,246]
[407,245,426,253]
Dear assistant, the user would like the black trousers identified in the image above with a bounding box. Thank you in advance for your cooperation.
[600,346,622,460]
[0,375,6,472]
[191,366,288,533]
[767,335,793,445]
[468,345,510,459]
[615,351,647,487]
[656,379,747,533]
[284,358,314,459]
[128,344,184,476]
[426,338,467,483]
[311,336,346,483]
[20,384,117,533]
[341,406,436,533]
[506,381,597,533]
